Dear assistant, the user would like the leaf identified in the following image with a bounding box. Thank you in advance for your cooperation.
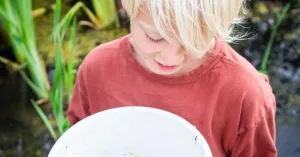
[31,100,57,140]
[54,0,61,29]
[63,118,70,132]
[91,0,115,28]
[0,0,50,99]
[20,71,45,98]
[54,1,83,37]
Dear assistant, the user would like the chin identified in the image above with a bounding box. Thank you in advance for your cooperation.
[150,67,182,76]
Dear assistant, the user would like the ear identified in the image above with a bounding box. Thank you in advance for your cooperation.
[119,0,128,17]
[121,0,127,10]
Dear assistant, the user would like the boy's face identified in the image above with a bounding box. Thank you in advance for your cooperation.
[129,5,215,76]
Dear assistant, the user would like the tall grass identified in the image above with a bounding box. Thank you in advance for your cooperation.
[0,0,50,99]
[0,0,78,139]
[37,0,120,139]
[33,0,79,139]
[51,0,77,135]
[260,3,291,75]
[0,0,119,140]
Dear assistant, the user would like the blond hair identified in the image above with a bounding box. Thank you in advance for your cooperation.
[123,0,247,58]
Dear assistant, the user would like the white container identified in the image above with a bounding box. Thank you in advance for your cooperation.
[48,106,212,157]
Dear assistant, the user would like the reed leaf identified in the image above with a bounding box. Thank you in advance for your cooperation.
[32,100,58,140]
[0,0,50,98]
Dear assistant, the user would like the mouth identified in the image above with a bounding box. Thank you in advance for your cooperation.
[154,60,178,71]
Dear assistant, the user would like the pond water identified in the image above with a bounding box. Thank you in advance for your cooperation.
[0,73,55,157]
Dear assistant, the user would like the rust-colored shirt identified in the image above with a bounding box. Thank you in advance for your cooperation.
[68,35,277,156]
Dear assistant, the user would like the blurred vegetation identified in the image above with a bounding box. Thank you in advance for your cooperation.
[0,0,50,99]
[0,0,128,141]
[260,3,291,75]
[0,0,129,155]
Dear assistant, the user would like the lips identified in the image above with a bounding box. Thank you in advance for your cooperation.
[154,60,178,70]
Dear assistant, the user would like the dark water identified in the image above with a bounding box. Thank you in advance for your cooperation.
[0,73,54,157]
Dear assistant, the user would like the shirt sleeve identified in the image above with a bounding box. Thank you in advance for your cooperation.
[230,107,277,157]
[67,66,91,126]
[230,81,277,157]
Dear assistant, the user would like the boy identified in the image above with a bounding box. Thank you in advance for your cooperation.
[67,0,277,156]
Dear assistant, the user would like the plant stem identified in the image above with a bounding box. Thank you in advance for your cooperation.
[260,3,291,74]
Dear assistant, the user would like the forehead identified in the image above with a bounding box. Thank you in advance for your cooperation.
[135,5,155,27]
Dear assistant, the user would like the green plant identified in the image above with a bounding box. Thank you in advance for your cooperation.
[0,0,120,140]
[91,0,120,28]
[260,3,291,75]
[0,0,50,99]
[57,0,120,30]
[51,0,77,134]
[33,0,78,139]
[32,99,58,139]
[65,17,77,103]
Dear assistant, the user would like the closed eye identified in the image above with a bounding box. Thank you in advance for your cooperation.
[145,33,164,43]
